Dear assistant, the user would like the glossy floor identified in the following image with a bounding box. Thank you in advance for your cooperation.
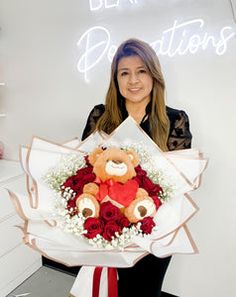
[7,266,75,297]
[7,266,177,297]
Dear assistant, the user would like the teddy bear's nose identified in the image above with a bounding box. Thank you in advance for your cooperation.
[113,159,122,164]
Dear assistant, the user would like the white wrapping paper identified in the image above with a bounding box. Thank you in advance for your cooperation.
[7,117,208,296]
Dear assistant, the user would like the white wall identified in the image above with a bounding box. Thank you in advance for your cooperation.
[0,1,236,296]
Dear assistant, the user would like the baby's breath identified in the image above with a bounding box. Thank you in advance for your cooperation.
[43,153,85,191]
[87,224,143,250]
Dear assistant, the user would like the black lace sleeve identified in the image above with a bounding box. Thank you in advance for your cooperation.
[167,109,192,151]
[81,104,105,140]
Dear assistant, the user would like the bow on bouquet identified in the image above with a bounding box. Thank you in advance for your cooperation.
[8,117,207,297]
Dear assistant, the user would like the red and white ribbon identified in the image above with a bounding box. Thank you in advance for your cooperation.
[70,266,118,297]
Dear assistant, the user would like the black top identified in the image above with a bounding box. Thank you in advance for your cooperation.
[81,103,192,150]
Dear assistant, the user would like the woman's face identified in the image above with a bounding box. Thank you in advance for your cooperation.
[117,55,153,106]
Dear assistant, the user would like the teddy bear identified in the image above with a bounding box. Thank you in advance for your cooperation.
[124,188,156,223]
[75,147,157,222]
[88,147,139,184]
[76,182,100,218]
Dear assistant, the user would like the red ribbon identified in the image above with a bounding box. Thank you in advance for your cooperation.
[95,177,115,202]
[92,267,103,297]
[92,267,118,297]
[108,268,118,297]
[94,177,138,207]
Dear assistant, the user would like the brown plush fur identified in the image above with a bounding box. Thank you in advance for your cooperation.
[76,193,100,218]
[83,183,99,196]
[125,192,156,223]
[88,147,139,183]
[76,147,157,221]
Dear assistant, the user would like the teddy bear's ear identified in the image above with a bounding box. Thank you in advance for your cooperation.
[126,150,139,167]
[88,147,104,165]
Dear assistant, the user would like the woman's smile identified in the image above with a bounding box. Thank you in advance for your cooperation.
[128,87,142,92]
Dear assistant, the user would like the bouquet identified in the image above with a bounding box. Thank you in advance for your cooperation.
[7,117,207,297]
[44,144,170,250]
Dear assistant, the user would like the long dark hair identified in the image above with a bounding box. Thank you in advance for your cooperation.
[96,38,170,151]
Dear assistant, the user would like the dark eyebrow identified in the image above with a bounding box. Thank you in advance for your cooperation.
[117,65,146,72]
[117,67,129,72]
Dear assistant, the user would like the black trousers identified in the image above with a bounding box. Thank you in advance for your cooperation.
[117,255,171,297]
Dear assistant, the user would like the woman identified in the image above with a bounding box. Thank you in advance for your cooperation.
[81,38,192,297]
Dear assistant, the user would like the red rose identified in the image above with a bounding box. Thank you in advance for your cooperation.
[151,195,162,209]
[142,177,155,191]
[76,166,93,178]
[63,176,76,188]
[64,176,84,189]
[62,166,96,194]
[84,217,103,239]
[83,173,95,181]
[100,201,122,221]
[141,176,163,197]
[134,165,147,187]
[134,166,163,197]
[133,175,143,187]
[102,221,121,241]
[149,184,162,197]
[66,198,78,216]
[116,215,130,228]
[67,199,76,209]
[63,175,82,190]
[140,217,156,234]
[135,165,147,177]
[84,155,90,165]
[75,167,95,184]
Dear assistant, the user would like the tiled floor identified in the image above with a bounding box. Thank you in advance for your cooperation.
[7,266,75,297]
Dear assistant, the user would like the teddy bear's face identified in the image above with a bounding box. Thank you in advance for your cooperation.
[105,159,128,177]
[88,147,139,184]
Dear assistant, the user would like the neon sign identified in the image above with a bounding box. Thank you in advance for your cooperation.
[89,0,138,11]
[150,19,235,57]
[76,18,235,82]
[77,26,111,82]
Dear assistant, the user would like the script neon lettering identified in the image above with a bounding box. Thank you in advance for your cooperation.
[157,19,205,57]
[76,19,235,81]
[216,26,235,55]
[76,26,110,82]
